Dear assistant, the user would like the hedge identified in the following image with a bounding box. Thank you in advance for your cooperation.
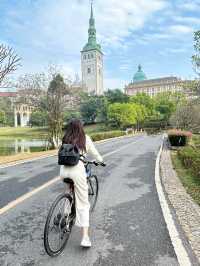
[178,146,200,178]
[168,129,192,146]
[90,130,126,141]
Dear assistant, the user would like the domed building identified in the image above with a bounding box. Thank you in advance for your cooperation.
[133,65,147,82]
[125,64,184,97]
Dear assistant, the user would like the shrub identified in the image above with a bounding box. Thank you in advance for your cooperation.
[168,129,192,146]
[178,146,200,177]
[145,128,161,135]
[90,130,125,141]
[126,128,134,134]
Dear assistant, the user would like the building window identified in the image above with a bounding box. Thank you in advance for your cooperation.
[88,54,90,59]
[87,67,91,74]
[91,53,94,58]
[84,55,86,60]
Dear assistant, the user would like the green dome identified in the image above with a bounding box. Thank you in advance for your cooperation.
[133,65,147,82]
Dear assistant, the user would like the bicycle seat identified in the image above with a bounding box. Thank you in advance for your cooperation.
[63,178,74,185]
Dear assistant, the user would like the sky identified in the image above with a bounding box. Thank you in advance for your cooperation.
[0,0,200,89]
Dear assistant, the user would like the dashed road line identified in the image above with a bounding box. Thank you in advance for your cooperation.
[0,177,60,215]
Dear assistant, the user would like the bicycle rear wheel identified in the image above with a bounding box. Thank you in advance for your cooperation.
[44,193,75,257]
[88,175,98,212]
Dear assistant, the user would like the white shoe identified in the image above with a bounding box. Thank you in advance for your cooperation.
[81,236,92,248]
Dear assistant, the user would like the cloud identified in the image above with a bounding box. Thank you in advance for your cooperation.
[2,0,167,53]
[178,0,200,11]
[95,0,167,46]
[140,23,194,44]
[173,16,200,25]
[104,77,127,89]
[0,0,197,86]
[169,25,194,34]
[159,47,188,56]
[119,64,131,71]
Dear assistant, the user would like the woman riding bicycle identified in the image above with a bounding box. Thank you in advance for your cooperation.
[60,119,104,247]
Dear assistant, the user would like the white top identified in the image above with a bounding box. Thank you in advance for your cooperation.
[84,135,103,162]
[60,135,103,179]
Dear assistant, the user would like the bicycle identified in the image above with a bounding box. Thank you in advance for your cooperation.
[43,160,105,257]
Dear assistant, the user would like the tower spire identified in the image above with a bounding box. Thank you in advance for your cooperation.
[81,0,104,96]
[88,1,96,44]
[82,1,102,53]
[90,1,94,19]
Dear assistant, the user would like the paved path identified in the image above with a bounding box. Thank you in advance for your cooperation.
[0,135,179,266]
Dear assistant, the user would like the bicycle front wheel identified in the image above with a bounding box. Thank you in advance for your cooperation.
[44,193,75,257]
[88,175,99,212]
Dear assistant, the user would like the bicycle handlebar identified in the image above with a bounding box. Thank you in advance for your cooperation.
[86,161,106,167]
[92,161,106,167]
[80,157,106,167]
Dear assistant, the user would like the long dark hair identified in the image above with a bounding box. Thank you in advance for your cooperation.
[62,119,86,152]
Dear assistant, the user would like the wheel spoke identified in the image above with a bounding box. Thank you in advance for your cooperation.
[44,194,74,256]
[88,176,98,212]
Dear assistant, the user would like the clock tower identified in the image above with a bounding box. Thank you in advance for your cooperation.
[81,3,104,95]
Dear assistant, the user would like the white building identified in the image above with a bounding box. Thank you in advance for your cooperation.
[81,4,104,95]
[125,65,184,98]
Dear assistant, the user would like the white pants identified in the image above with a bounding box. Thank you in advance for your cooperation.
[60,162,90,227]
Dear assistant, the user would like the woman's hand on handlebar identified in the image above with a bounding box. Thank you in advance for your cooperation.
[93,161,106,167]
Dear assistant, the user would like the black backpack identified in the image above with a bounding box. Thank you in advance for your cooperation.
[58,144,80,166]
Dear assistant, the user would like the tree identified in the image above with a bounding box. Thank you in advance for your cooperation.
[30,111,48,127]
[97,96,109,122]
[0,44,21,85]
[63,110,81,125]
[108,103,137,128]
[0,97,14,126]
[154,92,176,121]
[47,74,66,148]
[80,95,108,123]
[105,89,129,104]
[133,103,148,129]
[192,30,200,76]
[16,73,47,107]
[130,93,155,115]
[190,31,200,97]
[0,110,6,125]
[170,101,200,131]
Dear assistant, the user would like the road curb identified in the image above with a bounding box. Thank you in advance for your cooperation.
[161,140,200,265]
[155,136,192,266]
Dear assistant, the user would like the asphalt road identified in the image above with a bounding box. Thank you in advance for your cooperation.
[0,135,179,266]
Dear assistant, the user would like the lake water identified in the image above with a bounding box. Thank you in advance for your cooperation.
[0,138,51,156]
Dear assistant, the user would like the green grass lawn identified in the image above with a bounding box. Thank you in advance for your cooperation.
[171,150,200,206]
[191,134,200,147]
[84,123,109,134]
[0,124,109,139]
[0,127,48,138]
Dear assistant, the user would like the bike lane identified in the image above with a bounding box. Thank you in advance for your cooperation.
[0,135,180,266]
[0,135,142,209]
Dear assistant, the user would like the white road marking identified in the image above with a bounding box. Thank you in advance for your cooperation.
[103,139,140,158]
[155,136,192,266]
[0,138,142,215]
[0,154,56,169]
[0,177,60,215]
